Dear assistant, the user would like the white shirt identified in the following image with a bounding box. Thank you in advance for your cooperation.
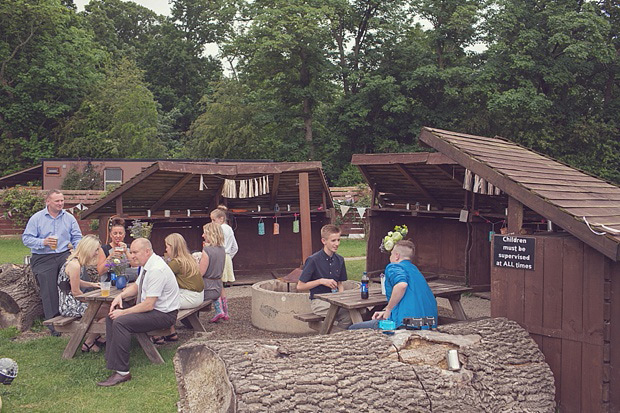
[137,253,180,313]
[221,223,238,258]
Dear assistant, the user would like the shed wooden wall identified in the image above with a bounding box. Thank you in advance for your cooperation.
[145,213,329,276]
[366,211,491,288]
[491,233,615,412]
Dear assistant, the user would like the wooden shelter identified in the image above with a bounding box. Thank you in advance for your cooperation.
[356,127,620,412]
[81,161,333,277]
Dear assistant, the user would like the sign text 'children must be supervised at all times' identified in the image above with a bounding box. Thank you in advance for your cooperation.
[493,235,535,271]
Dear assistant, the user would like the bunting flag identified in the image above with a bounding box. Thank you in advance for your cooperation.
[339,205,351,217]
[356,207,366,218]
[69,207,75,214]
[463,169,502,196]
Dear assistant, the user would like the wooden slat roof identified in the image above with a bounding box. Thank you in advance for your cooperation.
[0,165,42,188]
[419,127,620,261]
[81,161,332,218]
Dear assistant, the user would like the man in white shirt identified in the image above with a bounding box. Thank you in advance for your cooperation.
[97,238,180,387]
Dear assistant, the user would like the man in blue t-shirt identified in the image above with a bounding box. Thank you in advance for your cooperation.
[349,239,437,330]
[297,224,352,329]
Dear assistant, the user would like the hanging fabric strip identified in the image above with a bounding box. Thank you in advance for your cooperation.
[199,174,208,191]
[463,169,473,191]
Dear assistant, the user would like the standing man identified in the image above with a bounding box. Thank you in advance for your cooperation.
[297,224,352,329]
[349,240,438,330]
[98,238,179,387]
[22,189,82,335]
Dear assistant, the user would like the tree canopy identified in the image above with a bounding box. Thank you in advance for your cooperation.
[0,0,617,185]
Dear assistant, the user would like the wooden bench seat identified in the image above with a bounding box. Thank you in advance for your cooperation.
[294,312,325,332]
[43,315,80,328]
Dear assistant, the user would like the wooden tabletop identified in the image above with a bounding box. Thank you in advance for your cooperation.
[76,287,123,303]
[314,281,472,310]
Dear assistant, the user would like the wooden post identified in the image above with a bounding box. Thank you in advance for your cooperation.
[115,196,123,216]
[298,172,312,263]
[507,196,523,234]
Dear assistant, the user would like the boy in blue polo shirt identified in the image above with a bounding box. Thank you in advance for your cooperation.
[349,239,437,330]
[297,224,352,329]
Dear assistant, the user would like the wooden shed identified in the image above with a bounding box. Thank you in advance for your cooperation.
[379,127,620,412]
[81,161,333,279]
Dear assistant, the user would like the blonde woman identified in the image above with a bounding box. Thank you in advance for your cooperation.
[151,233,204,344]
[201,222,227,322]
[57,234,107,352]
[209,206,238,319]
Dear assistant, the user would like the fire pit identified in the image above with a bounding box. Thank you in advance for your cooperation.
[251,279,359,334]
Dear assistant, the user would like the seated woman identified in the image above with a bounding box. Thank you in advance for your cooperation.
[97,217,128,277]
[200,222,227,322]
[57,234,108,352]
[152,233,204,344]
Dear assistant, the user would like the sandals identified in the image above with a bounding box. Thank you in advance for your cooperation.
[94,337,106,348]
[151,333,178,345]
[151,336,165,345]
[81,341,100,353]
[164,333,178,342]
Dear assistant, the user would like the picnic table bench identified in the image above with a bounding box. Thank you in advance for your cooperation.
[44,287,212,363]
[294,280,472,334]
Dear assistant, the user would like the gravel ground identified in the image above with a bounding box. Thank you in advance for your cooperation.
[15,285,491,343]
[174,286,491,343]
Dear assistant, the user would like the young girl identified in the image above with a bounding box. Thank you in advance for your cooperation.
[209,206,238,320]
[200,222,227,321]
[57,234,107,352]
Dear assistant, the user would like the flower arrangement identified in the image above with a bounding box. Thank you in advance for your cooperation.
[105,256,130,275]
[380,224,409,253]
[129,219,153,239]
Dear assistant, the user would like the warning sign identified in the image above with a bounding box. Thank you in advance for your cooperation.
[493,235,535,271]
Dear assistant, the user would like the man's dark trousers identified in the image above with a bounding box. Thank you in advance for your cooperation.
[105,310,177,372]
[30,251,71,319]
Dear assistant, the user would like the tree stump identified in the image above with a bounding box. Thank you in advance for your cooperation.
[0,264,43,331]
[174,318,556,412]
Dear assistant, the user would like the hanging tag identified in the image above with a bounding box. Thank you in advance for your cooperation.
[273,217,280,235]
[488,230,495,242]
[258,218,265,236]
[293,214,300,233]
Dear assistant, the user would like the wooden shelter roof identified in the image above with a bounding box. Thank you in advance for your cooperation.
[0,165,42,188]
[81,161,332,219]
[417,127,620,260]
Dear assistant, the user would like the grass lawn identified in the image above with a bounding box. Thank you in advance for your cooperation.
[0,236,29,265]
[338,238,366,258]
[345,259,366,281]
[0,328,179,412]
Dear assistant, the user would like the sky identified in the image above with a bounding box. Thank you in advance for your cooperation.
[74,0,172,15]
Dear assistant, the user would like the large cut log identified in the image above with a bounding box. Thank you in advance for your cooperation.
[174,318,556,412]
[0,264,43,331]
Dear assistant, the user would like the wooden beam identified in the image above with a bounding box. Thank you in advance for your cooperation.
[115,196,123,216]
[270,173,281,207]
[435,165,464,185]
[208,180,225,212]
[149,174,193,212]
[507,196,523,234]
[395,163,443,209]
[371,186,377,208]
[298,172,313,263]
[419,127,620,261]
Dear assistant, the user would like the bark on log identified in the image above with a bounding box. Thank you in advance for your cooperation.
[174,318,556,413]
[0,264,43,331]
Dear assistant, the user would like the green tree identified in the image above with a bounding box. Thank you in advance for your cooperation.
[57,58,164,158]
[0,0,106,175]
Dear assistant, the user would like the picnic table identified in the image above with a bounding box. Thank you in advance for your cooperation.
[45,286,211,364]
[313,281,472,334]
